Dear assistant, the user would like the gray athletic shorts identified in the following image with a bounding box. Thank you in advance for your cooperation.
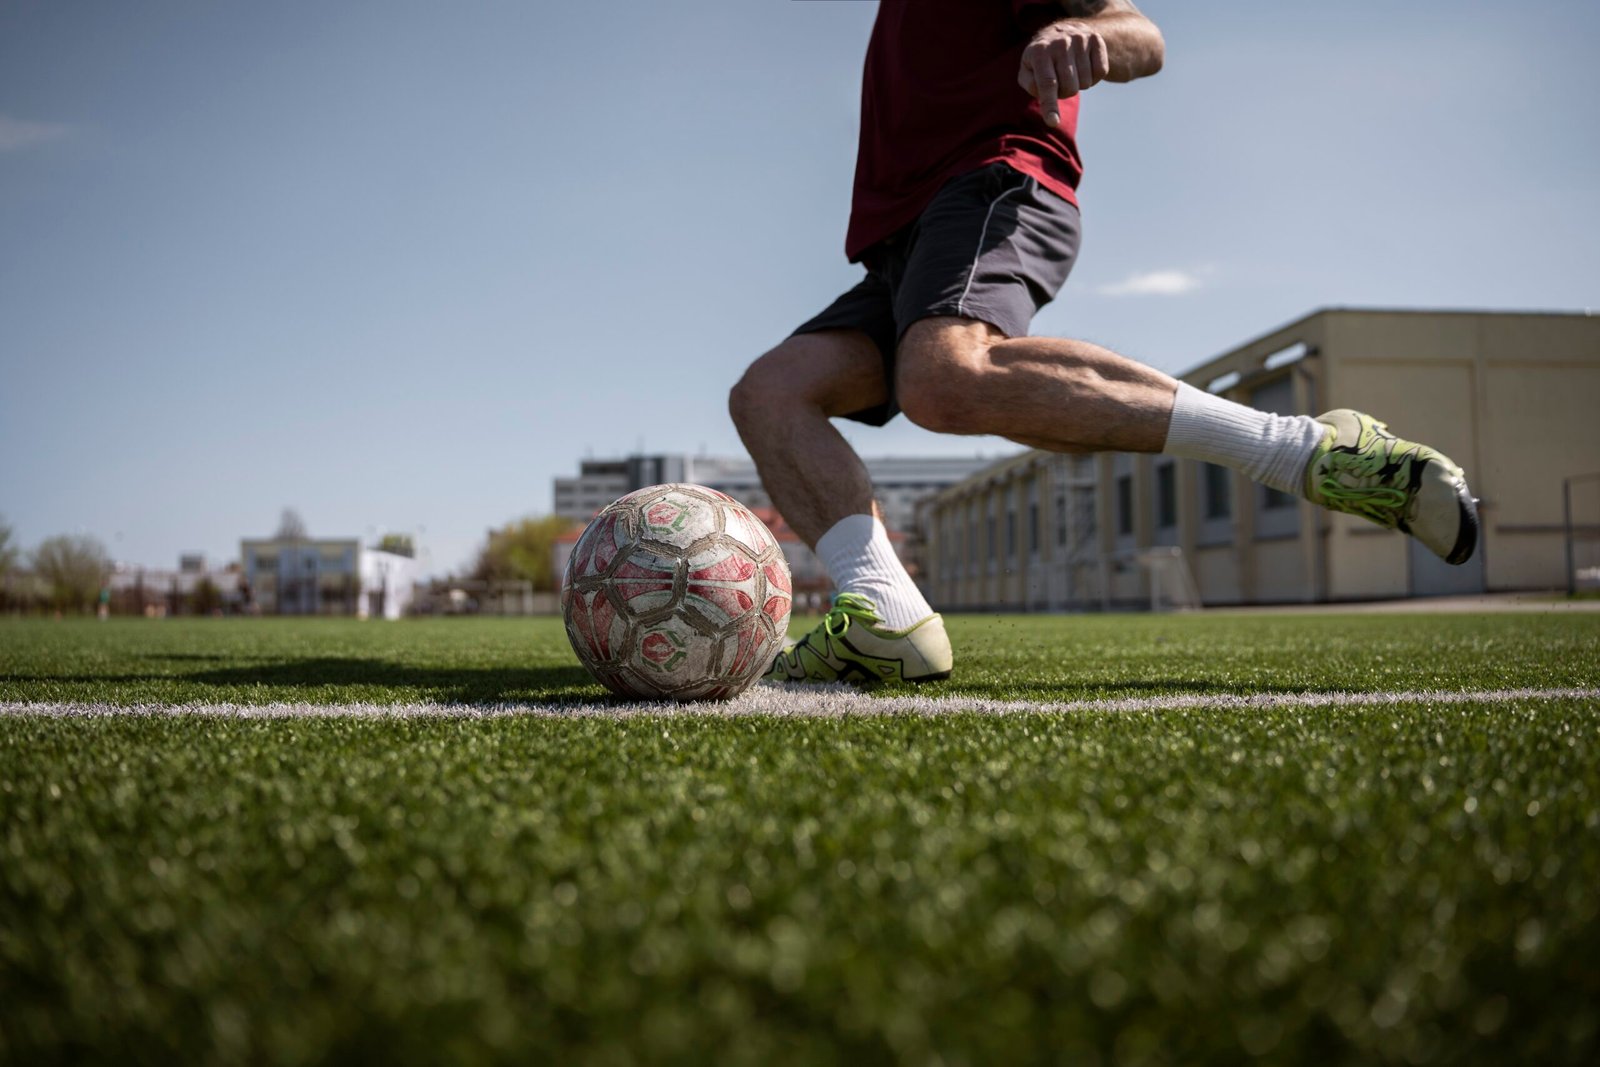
[793,161,1081,426]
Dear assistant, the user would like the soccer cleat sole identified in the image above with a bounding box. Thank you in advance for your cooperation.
[1445,493,1480,566]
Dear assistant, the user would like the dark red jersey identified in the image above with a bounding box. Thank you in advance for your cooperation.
[846,0,1083,261]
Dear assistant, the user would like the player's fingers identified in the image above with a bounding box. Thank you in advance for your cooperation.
[1090,36,1111,83]
[1052,49,1079,101]
[1073,46,1094,94]
[1017,56,1036,96]
[1033,56,1061,126]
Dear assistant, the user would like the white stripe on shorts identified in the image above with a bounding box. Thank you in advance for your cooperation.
[956,184,1025,318]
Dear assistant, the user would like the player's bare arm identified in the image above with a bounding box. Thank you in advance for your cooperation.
[1020,0,1165,128]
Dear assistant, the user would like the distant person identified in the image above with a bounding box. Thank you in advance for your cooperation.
[731,0,1478,684]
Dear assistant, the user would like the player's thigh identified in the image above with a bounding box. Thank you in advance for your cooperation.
[735,328,888,420]
[890,164,1080,383]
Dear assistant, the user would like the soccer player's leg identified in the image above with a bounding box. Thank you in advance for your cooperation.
[902,327,1481,565]
[1163,385,1479,564]
[878,168,1479,566]
[883,163,1177,453]
[729,327,886,551]
[731,283,952,685]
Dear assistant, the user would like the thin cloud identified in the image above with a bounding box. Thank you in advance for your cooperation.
[1096,268,1204,297]
[0,115,72,152]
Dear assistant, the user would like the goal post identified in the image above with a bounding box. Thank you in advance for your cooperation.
[1137,546,1203,613]
[1565,472,1600,596]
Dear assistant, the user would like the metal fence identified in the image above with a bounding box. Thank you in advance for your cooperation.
[1564,472,1600,595]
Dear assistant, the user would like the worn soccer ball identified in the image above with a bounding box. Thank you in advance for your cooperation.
[562,484,792,701]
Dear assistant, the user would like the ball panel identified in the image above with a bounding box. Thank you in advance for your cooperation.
[763,561,792,597]
[565,589,623,665]
[723,504,772,556]
[718,619,770,683]
[682,546,759,626]
[634,615,717,686]
[607,555,677,615]
[621,485,724,552]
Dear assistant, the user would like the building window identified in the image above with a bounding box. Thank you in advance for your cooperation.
[1056,494,1067,547]
[1005,510,1015,559]
[1029,500,1039,554]
[1116,475,1134,537]
[1249,374,1303,536]
[1076,489,1097,548]
[1262,486,1296,511]
[1203,464,1232,520]
[1156,463,1177,529]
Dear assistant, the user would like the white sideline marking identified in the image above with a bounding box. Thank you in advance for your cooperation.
[1,687,1597,720]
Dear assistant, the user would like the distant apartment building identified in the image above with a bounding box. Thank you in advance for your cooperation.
[553,452,995,536]
[920,308,1600,610]
[240,537,418,619]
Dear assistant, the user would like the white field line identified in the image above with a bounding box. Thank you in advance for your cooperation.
[1,686,1598,720]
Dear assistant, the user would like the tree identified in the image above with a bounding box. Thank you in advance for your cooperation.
[32,534,110,614]
[471,516,575,592]
[0,517,18,612]
[377,533,415,558]
[275,509,308,541]
[192,577,222,616]
[0,517,17,577]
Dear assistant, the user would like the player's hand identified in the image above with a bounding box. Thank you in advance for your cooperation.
[1018,21,1111,128]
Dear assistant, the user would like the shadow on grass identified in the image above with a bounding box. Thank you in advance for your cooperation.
[191,659,602,703]
[9,660,1346,705]
[5,658,603,704]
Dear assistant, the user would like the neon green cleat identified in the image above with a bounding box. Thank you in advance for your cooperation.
[764,592,953,685]
[1304,409,1479,565]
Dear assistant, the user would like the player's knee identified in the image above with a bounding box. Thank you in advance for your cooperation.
[727,370,765,434]
[896,322,991,434]
[898,375,982,434]
[728,350,786,430]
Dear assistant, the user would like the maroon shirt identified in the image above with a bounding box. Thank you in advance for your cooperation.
[846,0,1083,261]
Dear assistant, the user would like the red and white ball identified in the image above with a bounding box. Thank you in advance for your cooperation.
[561,484,792,701]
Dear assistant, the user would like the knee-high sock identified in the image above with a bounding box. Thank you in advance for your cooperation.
[1162,381,1326,494]
[815,514,934,630]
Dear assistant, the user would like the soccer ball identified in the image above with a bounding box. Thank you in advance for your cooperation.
[562,484,792,701]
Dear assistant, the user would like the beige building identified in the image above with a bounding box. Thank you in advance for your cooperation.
[921,308,1600,610]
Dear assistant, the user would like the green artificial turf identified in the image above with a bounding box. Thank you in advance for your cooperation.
[2,616,1599,1064]
[2,613,1598,705]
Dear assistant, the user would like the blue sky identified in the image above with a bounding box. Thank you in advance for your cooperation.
[3,1,1596,577]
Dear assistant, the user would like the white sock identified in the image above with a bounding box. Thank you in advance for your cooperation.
[1162,381,1326,495]
[815,514,934,630]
